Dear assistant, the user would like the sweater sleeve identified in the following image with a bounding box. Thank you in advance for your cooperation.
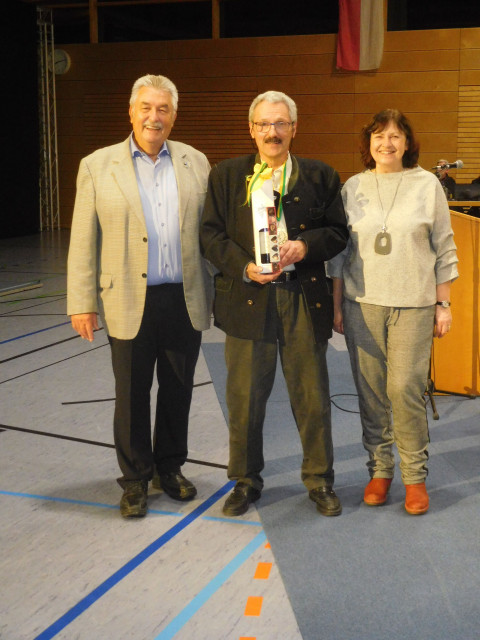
[431,179,459,285]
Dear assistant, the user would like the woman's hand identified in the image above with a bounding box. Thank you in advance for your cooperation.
[434,306,452,338]
[434,282,453,338]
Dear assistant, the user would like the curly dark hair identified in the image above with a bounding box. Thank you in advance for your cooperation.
[359,109,420,169]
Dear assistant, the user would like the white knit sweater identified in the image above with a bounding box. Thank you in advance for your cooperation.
[328,166,459,307]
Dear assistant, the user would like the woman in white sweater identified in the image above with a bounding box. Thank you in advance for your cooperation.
[328,109,458,515]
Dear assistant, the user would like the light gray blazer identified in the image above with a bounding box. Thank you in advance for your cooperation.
[67,137,213,339]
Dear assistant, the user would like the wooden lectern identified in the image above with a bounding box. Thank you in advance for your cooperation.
[431,209,479,397]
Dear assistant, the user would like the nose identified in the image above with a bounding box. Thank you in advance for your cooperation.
[147,108,160,121]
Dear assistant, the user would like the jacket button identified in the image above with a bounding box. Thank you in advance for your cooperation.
[294,196,300,202]
[247,299,254,306]
[316,302,322,308]
[142,273,147,278]
[300,224,306,230]
[311,276,317,282]
[143,237,148,242]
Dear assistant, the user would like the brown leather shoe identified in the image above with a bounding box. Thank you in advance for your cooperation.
[153,470,197,501]
[119,480,148,518]
[223,482,261,516]
[364,478,393,506]
[405,482,429,515]
[309,486,342,516]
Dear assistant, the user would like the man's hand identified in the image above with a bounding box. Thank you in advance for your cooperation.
[279,239,307,268]
[246,262,282,285]
[333,308,344,335]
[71,313,99,342]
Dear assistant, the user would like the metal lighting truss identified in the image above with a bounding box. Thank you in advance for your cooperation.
[37,7,60,230]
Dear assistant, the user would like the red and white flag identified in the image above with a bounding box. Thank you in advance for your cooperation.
[337,0,384,71]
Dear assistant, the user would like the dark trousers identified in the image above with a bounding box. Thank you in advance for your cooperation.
[224,281,334,492]
[108,284,201,482]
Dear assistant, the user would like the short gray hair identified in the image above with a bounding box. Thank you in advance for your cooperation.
[249,91,297,123]
[129,74,178,112]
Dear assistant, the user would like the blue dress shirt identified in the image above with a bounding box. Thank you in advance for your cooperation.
[130,136,182,285]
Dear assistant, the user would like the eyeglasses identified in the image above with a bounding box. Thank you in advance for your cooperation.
[252,121,294,133]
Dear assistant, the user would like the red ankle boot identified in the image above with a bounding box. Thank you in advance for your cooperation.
[364,478,392,506]
[405,482,429,515]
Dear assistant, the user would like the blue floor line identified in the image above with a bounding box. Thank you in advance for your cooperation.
[203,515,262,526]
[0,321,71,344]
[0,490,183,516]
[154,530,267,640]
[33,481,235,640]
[0,490,264,523]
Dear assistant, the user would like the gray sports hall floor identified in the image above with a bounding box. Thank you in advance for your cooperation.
[1,231,479,640]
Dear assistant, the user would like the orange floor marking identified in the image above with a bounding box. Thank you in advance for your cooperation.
[244,596,263,616]
[265,542,271,549]
[239,637,256,640]
[254,562,272,580]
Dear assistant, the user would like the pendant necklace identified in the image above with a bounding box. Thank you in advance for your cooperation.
[373,170,404,255]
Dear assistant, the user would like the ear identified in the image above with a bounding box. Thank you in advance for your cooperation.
[129,105,134,125]
[291,121,297,139]
[249,122,255,139]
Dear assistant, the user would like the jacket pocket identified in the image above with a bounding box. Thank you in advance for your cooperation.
[99,273,113,289]
[213,275,233,329]
[214,275,233,292]
[308,206,326,220]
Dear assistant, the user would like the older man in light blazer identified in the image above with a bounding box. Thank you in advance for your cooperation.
[67,74,213,518]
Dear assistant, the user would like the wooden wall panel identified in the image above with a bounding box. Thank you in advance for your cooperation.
[460,49,480,69]
[355,71,460,94]
[56,27,480,227]
[354,92,459,113]
[386,29,461,51]
[460,70,480,84]
[301,114,355,133]
[461,28,480,50]
[380,50,460,73]
[297,94,356,114]
[457,86,480,182]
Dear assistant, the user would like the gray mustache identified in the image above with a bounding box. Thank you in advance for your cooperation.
[143,122,163,130]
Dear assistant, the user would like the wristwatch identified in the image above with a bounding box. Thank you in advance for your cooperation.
[436,301,451,308]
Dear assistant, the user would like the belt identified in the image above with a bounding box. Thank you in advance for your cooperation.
[270,270,297,283]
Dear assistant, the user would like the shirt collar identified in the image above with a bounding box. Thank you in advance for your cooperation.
[130,133,169,160]
[256,152,292,177]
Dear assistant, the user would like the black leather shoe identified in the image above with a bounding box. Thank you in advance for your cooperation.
[223,482,261,516]
[309,486,342,516]
[120,480,148,518]
[153,470,197,501]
